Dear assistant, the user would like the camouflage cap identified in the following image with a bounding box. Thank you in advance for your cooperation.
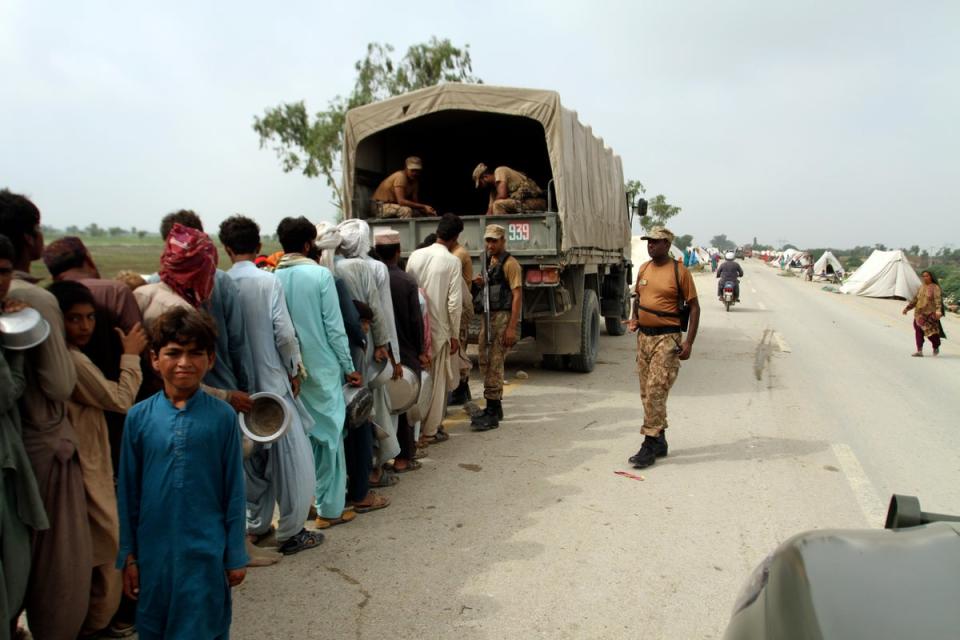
[472,163,489,188]
[640,226,675,243]
[483,224,505,240]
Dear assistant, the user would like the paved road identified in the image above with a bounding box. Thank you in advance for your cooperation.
[232,260,959,639]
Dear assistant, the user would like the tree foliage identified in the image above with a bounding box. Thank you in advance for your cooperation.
[710,234,737,252]
[674,234,694,251]
[253,37,480,211]
[641,194,681,231]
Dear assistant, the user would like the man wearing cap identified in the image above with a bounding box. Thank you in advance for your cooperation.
[371,157,437,219]
[473,163,547,215]
[627,226,700,469]
[375,229,428,472]
[471,224,522,431]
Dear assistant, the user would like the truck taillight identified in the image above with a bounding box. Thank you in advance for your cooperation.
[526,267,560,286]
[526,269,543,284]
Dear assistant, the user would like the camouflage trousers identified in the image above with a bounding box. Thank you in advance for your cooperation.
[373,202,414,219]
[636,332,682,436]
[479,311,512,400]
[458,293,474,381]
[492,198,547,215]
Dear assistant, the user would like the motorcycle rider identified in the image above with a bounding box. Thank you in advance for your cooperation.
[716,251,743,301]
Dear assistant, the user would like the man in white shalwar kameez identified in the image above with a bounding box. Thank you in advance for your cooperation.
[219,216,323,555]
[335,220,402,470]
[405,214,464,441]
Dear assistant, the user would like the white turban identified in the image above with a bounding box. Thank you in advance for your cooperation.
[315,221,342,272]
[337,219,371,259]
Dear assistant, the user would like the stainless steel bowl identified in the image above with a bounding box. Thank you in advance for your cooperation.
[367,357,393,389]
[0,307,51,351]
[238,392,291,444]
[343,384,374,429]
[407,369,433,423]
[386,365,420,415]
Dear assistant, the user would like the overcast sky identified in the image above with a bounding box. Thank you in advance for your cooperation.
[2,0,957,250]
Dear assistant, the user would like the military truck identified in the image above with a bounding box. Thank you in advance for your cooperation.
[342,84,637,373]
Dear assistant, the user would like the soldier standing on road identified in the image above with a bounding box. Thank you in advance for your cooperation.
[627,227,700,469]
[371,156,438,219]
[471,224,522,431]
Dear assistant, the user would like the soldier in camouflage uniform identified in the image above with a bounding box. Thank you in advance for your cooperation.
[627,227,701,469]
[472,163,547,214]
[471,224,523,431]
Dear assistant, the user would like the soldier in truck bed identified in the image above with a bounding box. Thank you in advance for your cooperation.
[371,156,437,219]
[472,163,547,215]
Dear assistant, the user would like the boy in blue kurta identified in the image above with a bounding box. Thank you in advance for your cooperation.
[116,307,248,639]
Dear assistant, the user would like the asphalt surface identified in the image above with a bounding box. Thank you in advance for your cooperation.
[231,260,960,639]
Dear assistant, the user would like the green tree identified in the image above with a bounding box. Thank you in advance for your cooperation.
[674,234,694,250]
[108,226,127,237]
[254,37,480,211]
[85,223,104,237]
[711,234,737,252]
[641,194,681,231]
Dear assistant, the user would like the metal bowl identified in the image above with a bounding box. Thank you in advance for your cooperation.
[407,369,433,423]
[0,307,51,351]
[367,357,393,389]
[238,392,291,444]
[343,384,373,429]
[386,365,420,415]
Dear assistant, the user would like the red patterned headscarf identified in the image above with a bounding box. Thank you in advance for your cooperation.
[159,223,218,308]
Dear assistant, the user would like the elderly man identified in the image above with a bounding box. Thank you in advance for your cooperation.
[473,163,547,215]
[627,226,700,470]
[336,219,402,489]
[0,189,88,639]
[371,156,437,219]
[405,214,464,444]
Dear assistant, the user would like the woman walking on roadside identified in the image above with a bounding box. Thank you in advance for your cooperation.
[903,270,945,356]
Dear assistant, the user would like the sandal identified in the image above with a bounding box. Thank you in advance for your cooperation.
[392,459,422,474]
[350,491,391,513]
[248,526,275,546]
[278,528,325,555]
[370,472,399,488]
[424,428,450,444]
[414,446,429,459]
[315,510,356,529]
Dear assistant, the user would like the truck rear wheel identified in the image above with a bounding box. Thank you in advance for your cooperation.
[569,289,600,373]
[605,315,627,336]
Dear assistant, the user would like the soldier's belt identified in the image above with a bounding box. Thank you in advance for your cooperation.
[636,325,682,336]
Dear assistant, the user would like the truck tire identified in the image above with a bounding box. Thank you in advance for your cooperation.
[605,315,627,336]
[540,354,567,370]
[569,289,600,373]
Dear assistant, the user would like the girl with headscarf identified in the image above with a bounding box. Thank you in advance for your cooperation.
[903,270,946,357]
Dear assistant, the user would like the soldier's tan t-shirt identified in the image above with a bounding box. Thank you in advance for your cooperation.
[491,254,522,290]
[373,170,417,203]
[634,260,697,328]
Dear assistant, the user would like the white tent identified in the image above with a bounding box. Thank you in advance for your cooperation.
[839,250,921,299]
[631,236,683,269]
[814,251,844,275]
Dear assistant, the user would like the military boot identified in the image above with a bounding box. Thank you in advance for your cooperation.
[447,379,472,406]
[628,433,668,469]
[471,399,501,431]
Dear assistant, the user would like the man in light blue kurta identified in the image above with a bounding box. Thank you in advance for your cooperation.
[227,257,317,549]
[116,389,247,639]
[273,218,356,521]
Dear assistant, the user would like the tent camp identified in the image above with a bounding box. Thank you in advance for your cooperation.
[814,251,844,276]
[631,236,683,269]
[839,250,921,299]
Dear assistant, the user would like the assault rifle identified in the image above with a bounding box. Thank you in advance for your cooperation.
[482,249,492,360]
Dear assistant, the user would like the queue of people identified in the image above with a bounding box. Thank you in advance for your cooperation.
[0,188,521,639]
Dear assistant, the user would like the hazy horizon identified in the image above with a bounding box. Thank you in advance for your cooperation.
[3,0,957,251]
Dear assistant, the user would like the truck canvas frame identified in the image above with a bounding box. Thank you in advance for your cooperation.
[343,83,633,372]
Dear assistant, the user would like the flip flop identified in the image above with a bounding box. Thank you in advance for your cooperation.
[392,459,422,474]
[370,472,399,488]
[424,428,450,444]
[351,492,391,513]
[315,510,357,529]
[278,528,324,555]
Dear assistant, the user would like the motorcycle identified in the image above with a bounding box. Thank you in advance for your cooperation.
[722,281,737,312]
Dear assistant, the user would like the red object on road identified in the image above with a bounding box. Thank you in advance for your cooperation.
[614,471,646,481]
